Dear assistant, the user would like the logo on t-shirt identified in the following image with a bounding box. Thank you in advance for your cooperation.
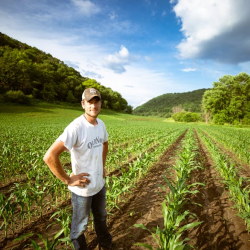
[87,136,104,149]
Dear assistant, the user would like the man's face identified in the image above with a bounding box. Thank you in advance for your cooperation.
[82,97,101,118]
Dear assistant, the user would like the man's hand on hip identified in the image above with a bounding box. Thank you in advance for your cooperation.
[68,172,90,187]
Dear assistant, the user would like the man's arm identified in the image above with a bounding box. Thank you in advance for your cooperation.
[102,141,108,179]
[43,140,90,187]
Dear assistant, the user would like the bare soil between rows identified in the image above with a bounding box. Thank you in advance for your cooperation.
[2,129,250,250]
[86,129,250,250]
[181,129,250,250]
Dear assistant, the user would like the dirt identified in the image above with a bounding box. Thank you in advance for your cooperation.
[181,129,250,250]
[84,130,186,250]
[2,129,250,250]
[200,129,250,179]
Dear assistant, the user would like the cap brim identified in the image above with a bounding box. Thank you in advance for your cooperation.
[85,95,101,101]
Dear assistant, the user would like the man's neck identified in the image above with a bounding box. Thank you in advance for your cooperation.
[84,113,98,125]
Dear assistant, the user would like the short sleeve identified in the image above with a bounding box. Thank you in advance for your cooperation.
[57,123,78,151]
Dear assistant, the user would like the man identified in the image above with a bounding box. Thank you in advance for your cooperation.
[43,88,113,250]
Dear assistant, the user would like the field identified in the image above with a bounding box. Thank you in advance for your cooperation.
[1,103,250,250]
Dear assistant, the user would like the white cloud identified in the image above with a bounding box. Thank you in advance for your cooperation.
[172,0,250,64]
[65,61,80,69]
[103,46,137,74]
[71,0,100,16]
[145,56,152,62]
[100,65,182,108]
[109,11,117,20]
[162,11,166,16]
[182,68,196,72]
[82,70,103,79]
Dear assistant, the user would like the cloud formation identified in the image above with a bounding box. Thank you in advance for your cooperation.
[172,0,250,64]
[104,46,135,74]
[82,70,103,79]
[109,11,117,20]
[65,61,80,69]
[145,56,152,62]
[182,68,196,72]
[72,0,100,16]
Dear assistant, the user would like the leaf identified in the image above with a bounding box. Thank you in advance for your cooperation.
[177,221,203,234]
[14,232,34,241]
[134,243,153,250]
[134,223,149,231]
[54,228,64,239]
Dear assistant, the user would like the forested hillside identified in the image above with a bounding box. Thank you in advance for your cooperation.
[0,32,131,112]
[133,89,207,117]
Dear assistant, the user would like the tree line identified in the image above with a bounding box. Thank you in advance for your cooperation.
[202,72,250,125]
[133,89,207,117]
[0,32,132,113]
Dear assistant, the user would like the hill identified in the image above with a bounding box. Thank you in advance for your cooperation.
[133,88,208,117]
[0,32,131,112]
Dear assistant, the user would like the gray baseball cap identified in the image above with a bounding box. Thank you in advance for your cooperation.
[82,88,101,101]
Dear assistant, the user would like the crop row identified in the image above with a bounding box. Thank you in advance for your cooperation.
[135,129,203,249]
[198,126,250,164]
[106,127,187,211]
[0,123,187,247]
[197,128,250,231]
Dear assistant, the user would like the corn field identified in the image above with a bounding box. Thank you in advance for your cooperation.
[1,104,250,249]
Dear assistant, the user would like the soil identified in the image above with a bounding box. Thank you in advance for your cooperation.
[181,129,250,250]
[2,129,250,250]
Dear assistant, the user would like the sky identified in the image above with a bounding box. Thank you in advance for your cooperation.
[0,0,250,108]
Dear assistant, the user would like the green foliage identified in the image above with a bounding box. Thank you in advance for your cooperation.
[134,130,203,250]
[202,72,250,125]
[4,90,32,104]
[126,105,133,114]
[133,89,207,117]
[242,113,250,125]
[0,32,131,112]
[66,90,77,103]
[172,111,200,123]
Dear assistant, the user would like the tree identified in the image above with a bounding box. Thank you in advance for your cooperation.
[126,105,133,114]
[172,106,184,113]
[202,73,250,124]
[0,32,130,111]
[66,90,77,103]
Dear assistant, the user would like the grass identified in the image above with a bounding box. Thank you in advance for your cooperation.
[0,102,165,127]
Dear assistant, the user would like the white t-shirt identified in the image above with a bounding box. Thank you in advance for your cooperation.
[57,115,108,197]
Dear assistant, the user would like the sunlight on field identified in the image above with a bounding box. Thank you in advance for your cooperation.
[1,103,250,249]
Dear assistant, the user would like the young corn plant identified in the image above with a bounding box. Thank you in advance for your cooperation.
[134,129,203,250]
[48,207,74,249]
[135,202,201,250]
[15,231,75,250]
[0,194,12,238]
[197,128,250,231]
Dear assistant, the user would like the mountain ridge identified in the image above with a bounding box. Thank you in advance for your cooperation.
[133,88,208,117]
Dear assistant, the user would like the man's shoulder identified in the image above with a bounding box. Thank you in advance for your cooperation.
[97,118,106,126]
[68,115,85,129]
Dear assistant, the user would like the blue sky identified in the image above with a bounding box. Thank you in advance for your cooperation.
[1,0,250,107]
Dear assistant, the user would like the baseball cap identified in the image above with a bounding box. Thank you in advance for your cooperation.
[82,88,101,101]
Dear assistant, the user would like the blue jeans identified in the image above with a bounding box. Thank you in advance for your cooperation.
[70,186,112,250]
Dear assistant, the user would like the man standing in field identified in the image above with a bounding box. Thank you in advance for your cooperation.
[43,88,113,250]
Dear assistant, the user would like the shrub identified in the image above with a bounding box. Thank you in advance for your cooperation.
[213,112,227,125]
[172,111,200,122]
[4,90,32,104]
[0,94,5,103]
[242,113,250,125]
[66,90,77,103]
